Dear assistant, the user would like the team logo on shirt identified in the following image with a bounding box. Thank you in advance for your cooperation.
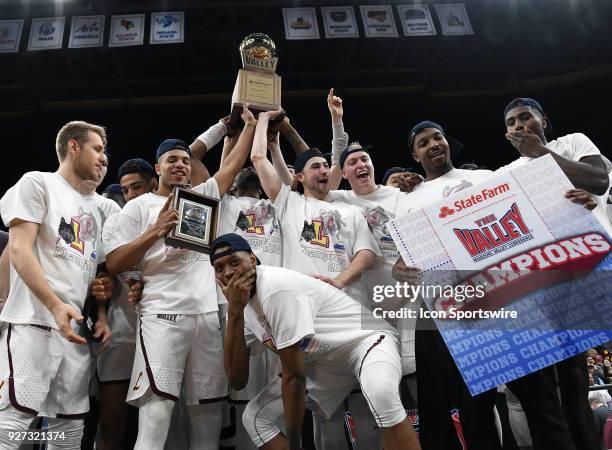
[453,203,533,262]
[300,210,346,248]
[57,208,99,255]
[235,211,265,235]
[235,203,276,236]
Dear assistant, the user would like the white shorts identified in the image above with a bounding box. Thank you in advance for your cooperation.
[96,341,136,383]
[243,332,405,446]
[0,324,90,417]
[127,313,227,406]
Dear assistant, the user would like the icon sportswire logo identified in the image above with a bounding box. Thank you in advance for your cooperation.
[439,182,511,218]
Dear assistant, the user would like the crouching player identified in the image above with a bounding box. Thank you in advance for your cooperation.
[211,233,421,450]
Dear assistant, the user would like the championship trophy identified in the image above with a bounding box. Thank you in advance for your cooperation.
[230,33,282,125]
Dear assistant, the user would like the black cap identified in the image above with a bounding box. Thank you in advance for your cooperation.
[294,148,325,173]
[117,158,155,181]
[503,97,552,133]
[156,139,192,161]
[408,121,462,158]
[210,233,261,266]
[339,142,373,169]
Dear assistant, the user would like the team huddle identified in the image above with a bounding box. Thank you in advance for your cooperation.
[0,91,609,450]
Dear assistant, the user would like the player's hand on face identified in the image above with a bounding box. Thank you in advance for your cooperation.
[51,302,86,345]
[152,193,179,238]
[565,189,598,210]
[127,278,144,305]
[93,317,112,345]
[218,264,256,309]
[310,274,345,290]
[91,273,113,301]
[391,257,421,284]
[397,172,424,193]
[505,126,546,158]
[327,88,343,120]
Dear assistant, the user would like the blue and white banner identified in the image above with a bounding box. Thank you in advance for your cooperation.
[388,155,612,395]
[0,19,24,53]
[150,12,184,45]
[359,5,398,38]
[109,14,145,47]
[435,3,474,36]
[69,15,105,48]
[321,6,359,39]
[28,17,65,51]
[282,7,320,40]
[397,4,437,36]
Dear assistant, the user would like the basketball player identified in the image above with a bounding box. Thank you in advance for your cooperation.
[105,105,257,450]
[0,121,119,449]
[212,233,421,450]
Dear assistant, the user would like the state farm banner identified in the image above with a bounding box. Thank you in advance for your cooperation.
[150,12,184,44]
[0,19,24,53]
[28,17,65,51]
[69,15,105,48]
[388,155,612,395]
[109,14,145,47]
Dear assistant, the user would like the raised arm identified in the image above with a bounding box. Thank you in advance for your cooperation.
[189,118,232,186]
[268,130,295,186]
[251,110,284,202]
[278,116,309,156]
[328,88,347,191]
[220,134,240,167]
[9,220,85,343]
[212,105,257,196]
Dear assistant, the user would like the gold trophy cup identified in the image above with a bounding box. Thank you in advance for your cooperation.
[230,33,282,125]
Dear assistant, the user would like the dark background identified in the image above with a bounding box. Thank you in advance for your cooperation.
[1,0,611,195]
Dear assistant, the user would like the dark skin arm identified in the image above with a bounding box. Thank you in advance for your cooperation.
[506,127,609,195]
[217,265,255,390]
[278,342,307,450]
[277,117,309,156]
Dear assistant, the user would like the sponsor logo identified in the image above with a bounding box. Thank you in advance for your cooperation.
[439,182,511,218]
[453,203,532,262]
[133,372,143,391]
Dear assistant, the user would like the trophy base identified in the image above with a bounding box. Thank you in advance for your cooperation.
[230,69,281,126]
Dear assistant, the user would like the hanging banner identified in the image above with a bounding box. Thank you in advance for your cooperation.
[109,14,145,47]
[435,3,474,36]
[28,17,65,51]
[282,7,320,40]
[0,19,24,53]
[397,4,436,36]
[388,155,612,395]
[150,11,184,45]
[321,6,359,39]
[68,15,105,48]
[359,5,398,38]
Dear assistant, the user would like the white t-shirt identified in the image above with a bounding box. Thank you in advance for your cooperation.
[496,133,612,235]
[243,265,396,364]
[0,171,120,328]
[328,186,415,299]
[106,179,220,315]
[102,213,137,342]
[218,195,282,267]
[273,184,380,304]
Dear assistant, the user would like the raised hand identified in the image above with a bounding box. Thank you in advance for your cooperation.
[327,88,343,121]
[240,103,257,127]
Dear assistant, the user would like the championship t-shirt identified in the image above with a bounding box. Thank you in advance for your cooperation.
[273,184,380,304]
[106,179,220,315]
[496,133,612,235]
[0,171,120,328]
[102,213,138,342]
[243,265,396,364]
[218,195,282,267]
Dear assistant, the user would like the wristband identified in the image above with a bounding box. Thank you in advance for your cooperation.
[197,122,227,150]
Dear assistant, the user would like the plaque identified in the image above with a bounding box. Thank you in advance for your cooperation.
[165,187,219,254]
[230,33,282,125]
